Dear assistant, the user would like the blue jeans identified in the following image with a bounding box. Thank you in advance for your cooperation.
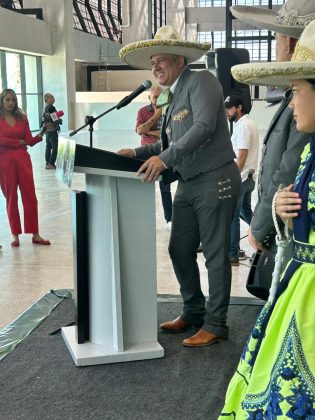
[159,181,172,222]
[230,177,255,258]
[45,131,59,165]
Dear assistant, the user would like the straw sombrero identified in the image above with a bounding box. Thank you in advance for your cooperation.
[230,0,315,39]
[231,19,315,87]
[119,25,210,70]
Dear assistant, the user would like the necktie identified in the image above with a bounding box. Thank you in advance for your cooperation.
[156,88,173,151]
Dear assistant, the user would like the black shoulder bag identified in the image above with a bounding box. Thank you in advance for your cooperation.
[246,250,275,301]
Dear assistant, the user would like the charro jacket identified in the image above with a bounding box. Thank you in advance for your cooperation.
[251,98,310,244]
[135,67,235,180]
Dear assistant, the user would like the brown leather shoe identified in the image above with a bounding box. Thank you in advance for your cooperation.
[160,317,190,333]
[182,329,225,347]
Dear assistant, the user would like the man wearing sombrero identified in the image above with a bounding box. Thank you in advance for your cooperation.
[230,0,315,268]
[220,19,315,417]
[119,26,241,347]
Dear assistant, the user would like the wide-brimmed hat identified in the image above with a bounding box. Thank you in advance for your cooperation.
[119,25,210,70]
[231,19,315,87]
[230,0,315,39]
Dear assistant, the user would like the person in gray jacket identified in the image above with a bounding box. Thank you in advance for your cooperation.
[118,26,241,347]
[231,0,315,262]
[42,93,62,169]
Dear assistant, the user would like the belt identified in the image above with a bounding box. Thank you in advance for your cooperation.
[293,238,315,264]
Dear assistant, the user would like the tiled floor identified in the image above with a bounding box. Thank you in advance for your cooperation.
[0,129,254,330]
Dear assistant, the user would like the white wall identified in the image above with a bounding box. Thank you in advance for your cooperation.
[0,7,51,55]
[75,93,145,132]
[121,0,150,45]
[74,30,121,65]
[91,70,155,91]
[186,5,281,32]
[19,1,123,129]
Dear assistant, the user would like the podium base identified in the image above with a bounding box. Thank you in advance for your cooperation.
[62,326,164,366]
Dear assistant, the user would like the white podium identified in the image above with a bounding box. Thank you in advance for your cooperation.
[58,142,164,366]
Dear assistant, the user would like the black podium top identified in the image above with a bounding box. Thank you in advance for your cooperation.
[75,144,177,185]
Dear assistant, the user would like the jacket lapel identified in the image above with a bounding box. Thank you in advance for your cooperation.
[164,67,191,126]
[263,98,290,144]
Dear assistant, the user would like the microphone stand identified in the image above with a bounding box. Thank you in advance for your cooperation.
[69,104,118,148]
[69,83,150,147]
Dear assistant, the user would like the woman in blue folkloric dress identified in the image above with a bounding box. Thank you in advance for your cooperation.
[219,20,315,419]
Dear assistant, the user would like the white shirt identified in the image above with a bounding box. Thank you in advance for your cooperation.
[231,114,259,182]
[170,75,180,94]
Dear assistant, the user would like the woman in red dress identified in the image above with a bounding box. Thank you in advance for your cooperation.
[0,88,50,247]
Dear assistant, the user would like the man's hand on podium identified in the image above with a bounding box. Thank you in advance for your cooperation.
[137,156,166,182]
[116,148,136,158]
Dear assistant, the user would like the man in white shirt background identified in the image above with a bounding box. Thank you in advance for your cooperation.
[225,94,259,266]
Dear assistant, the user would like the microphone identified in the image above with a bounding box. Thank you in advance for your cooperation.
[50,110,64,122]
[116,80,152,110]
[42,110,64,124]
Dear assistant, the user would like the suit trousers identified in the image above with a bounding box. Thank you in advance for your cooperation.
[0,149,38,235]
[159,181,172,223]
[230,177,255,258]
[169,161,241,338]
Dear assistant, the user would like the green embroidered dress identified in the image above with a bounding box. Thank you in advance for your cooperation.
[219,140,315,419]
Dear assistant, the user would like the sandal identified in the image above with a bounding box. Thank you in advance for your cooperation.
[11,240,20,247]
[32,238,51,246]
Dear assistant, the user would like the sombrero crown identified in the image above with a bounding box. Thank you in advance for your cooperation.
[231,0,315,39]
[119,25,210,70]
[231,19,315,87]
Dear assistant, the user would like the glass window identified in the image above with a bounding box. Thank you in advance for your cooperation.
[73,0,122,42]
[24,55,41,129]
[24,55,38,93]
[25,94,40,131]
[6,52,21,93]
[152,0,166,37]
[197,1,284,5]
[0,50,42,130]
[197,0,283,62]
[198,30,276,62]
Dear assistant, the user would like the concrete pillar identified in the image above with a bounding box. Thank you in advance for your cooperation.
[24,0,76,129]
[167,0,197,41]
[121,0,150,44]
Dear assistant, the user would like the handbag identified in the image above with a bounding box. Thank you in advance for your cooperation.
[246,189,291,302]
[246,249,275,301]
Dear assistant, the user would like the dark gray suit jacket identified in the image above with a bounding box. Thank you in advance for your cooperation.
[251,98,310,244]
[135,67,235,180]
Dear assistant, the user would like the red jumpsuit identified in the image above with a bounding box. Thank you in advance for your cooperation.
[0,116,42,235]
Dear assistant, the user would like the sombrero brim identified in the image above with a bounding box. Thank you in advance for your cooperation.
[231,61,315,87]
[230,5,304,39]
[119,40,210,70]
